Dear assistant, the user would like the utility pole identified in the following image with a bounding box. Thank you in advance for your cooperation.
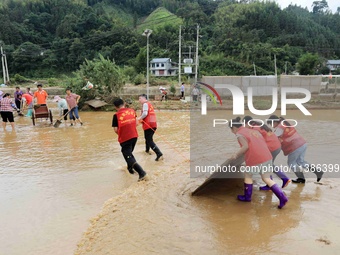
[4,52,9,83]
[274,54,277,77]
[178,25,181,86]
[1,46,6,84]
[1,46,9,85]
[194,24,199,85]
[142,29,152,99]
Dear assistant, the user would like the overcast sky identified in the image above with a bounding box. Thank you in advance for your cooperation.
[274,0,339,13]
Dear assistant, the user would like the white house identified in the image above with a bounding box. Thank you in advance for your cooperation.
[326,60,340,71]
[150,58,178,76]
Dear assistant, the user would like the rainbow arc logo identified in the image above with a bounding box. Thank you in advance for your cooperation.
[196,82,222,115]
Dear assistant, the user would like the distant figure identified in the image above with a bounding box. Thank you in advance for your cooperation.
[26,87,33,96]
[65,88,83,126]
[180,82,185,99]
[14,87,23,110]
[54,96,69,124]
[112,98,147,181]
[22,93,34,117]
[137,94,163,161]
[0,93,18,131]
[191,86,199,101]
[159,86,168,101]
[33,84,48,106]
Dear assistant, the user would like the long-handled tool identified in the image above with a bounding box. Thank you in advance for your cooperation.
[53,110,70,128]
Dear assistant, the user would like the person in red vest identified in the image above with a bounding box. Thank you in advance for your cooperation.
[243,116,291,190]
[230,117,288,209]
[137,94,163,161]
[112,98,147,181]
[267,115,323,183]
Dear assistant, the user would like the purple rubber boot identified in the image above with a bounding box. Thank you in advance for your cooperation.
[237,183,253,202]
[270,183,288,209]
[259,176,272,191]
[274,166,291,188]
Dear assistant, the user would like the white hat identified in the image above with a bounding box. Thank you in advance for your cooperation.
[53,96,61,102]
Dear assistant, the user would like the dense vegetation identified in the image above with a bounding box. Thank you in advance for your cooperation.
[1,0,340,87]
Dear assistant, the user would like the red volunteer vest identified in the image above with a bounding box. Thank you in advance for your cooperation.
[142,101,157,130]
[277,124,306,156]
[237,127,272,166]
[116,108,138,143]
[252,126,281,152]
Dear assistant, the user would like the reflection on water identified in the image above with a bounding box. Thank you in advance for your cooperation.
[2,110,340,255]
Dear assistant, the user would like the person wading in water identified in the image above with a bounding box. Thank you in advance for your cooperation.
[112,98,147,181]
[137,94,163,161]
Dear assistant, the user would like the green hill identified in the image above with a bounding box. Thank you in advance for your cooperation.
[138,7,183,33]
[0,0,339,79]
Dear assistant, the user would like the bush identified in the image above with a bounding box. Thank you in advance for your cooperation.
[133,73,146,85]
[122,66,137,83]
[170,84,176,96]
[12,73,30,83]
[47,78,58,87]
[65,54,126,105]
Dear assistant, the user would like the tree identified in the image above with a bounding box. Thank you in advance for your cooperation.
[71,54,126,101]
[297,53,320,75]
[312,0,328,14]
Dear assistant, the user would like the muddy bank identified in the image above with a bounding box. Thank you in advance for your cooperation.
[2,85,340,111]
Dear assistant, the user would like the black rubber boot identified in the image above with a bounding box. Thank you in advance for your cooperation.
[292,167,305,184]
[133,163,147,181]
[292,178,306,183]
[127,165,135,175]
[308,164,324,182]
[145,143,150,154]
[152,146,163,161]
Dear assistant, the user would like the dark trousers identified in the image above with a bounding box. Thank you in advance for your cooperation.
[120,137,137,169]
[15,100,21,110]
[63,109,68,120]
[181,92,184,98]
[144,128,156,152]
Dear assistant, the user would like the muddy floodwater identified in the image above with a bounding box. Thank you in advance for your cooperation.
[1,109,340,255]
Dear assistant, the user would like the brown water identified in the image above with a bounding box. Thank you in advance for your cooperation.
[0,110,139,255]
[1,109,340,255]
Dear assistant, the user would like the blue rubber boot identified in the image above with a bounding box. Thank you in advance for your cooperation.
[25,109,33,117]
[274,166,291,188]
[270,184,288,209]
[259,176,272,191]
[237,183,253,202]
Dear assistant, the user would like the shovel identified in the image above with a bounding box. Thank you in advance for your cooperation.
[53,110,70,128]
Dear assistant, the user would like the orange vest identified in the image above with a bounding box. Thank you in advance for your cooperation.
[116,108,138,143]
[252,126,281,152]
[277,124,306,156]
[142,101,157,130]
[237,127,272,166]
